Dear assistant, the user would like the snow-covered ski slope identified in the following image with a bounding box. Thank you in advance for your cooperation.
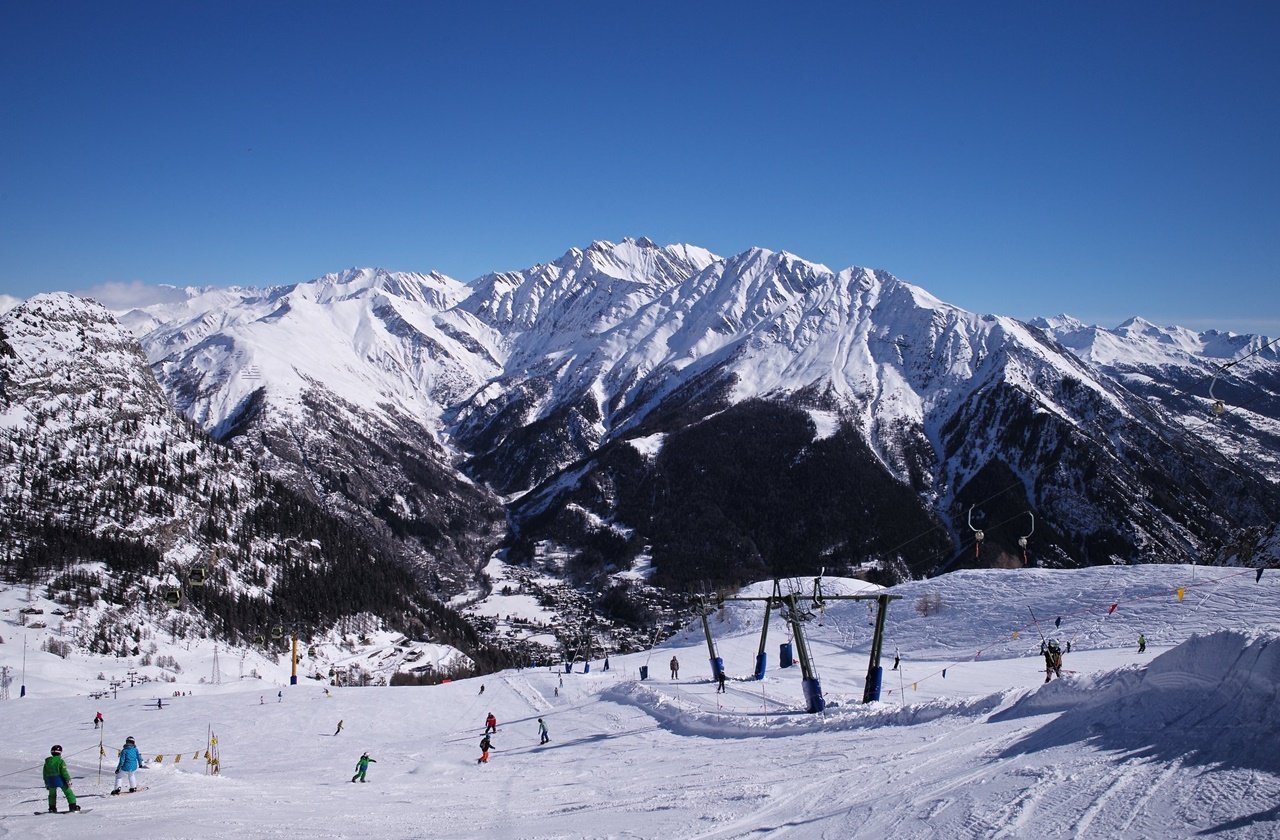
[2,564,1278,839]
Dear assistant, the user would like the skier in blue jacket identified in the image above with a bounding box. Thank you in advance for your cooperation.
[112,736,144,794]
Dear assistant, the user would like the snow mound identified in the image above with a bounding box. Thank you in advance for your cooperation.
[996,629,1280,772]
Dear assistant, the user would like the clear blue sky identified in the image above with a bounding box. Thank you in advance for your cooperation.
[3,2,1277,333]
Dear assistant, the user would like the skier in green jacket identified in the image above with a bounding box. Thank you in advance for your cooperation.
[42,745,81,813]
[351,752,376,783]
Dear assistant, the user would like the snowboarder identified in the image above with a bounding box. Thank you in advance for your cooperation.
[892,654,900,671]
[478,733,493,764]
[1043,640,1063,683]
[479,683,485,695]
[484,713,497,734]
[112,736,143,794]
[670,655,680,679]
[716,670,727,693]
[334,719,344,736]
[43,745,81,812]
[351,752,376,783]
[1138,633,1147,653]
[93,711,103,729]
[277,690,282,703]
[538,718,549,745]
[156,698,163,710]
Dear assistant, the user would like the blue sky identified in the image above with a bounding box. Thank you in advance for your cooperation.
[2,2,1277,333]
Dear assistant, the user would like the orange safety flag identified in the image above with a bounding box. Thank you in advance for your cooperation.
[1011,630,1019,640]
[174,753,181,764]
[1176,588,1185,602]
[154,755,163,764]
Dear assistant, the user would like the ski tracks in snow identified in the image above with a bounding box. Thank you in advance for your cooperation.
[501,674,552,714]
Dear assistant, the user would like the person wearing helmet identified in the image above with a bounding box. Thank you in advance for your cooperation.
[111,736,143,794]
[1043,639,1063,683]
[42,745,81,812]
[351,751,376,783]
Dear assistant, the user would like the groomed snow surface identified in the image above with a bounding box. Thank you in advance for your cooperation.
[3,565,1279,839]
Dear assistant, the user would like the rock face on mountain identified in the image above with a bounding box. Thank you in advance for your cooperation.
[126,239,1280,600]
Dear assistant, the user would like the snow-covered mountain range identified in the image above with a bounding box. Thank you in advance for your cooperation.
[4,237,1278,663]
[128,239,1280,577]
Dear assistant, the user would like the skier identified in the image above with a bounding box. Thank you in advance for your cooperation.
[538,717,549,745]
[478,733,493,764]
[334,719,344,736]
[351,752,376,783]
[479,683,485,695]
[484,713,497,735]
[156,698,163,710]
[43,745,81,813]
[892,654,900,671]
[670,655,680,679]
[277,690,282,703]
[112,736,143,794]
[1043,639,1063,683]
[716,670,727,694]
[93,711,103,729]
[1138,633,1147,653]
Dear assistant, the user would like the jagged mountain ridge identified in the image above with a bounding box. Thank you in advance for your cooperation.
[122,239,1280,598]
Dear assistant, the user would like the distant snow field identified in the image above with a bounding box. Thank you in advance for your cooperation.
[2,564,1278,839]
